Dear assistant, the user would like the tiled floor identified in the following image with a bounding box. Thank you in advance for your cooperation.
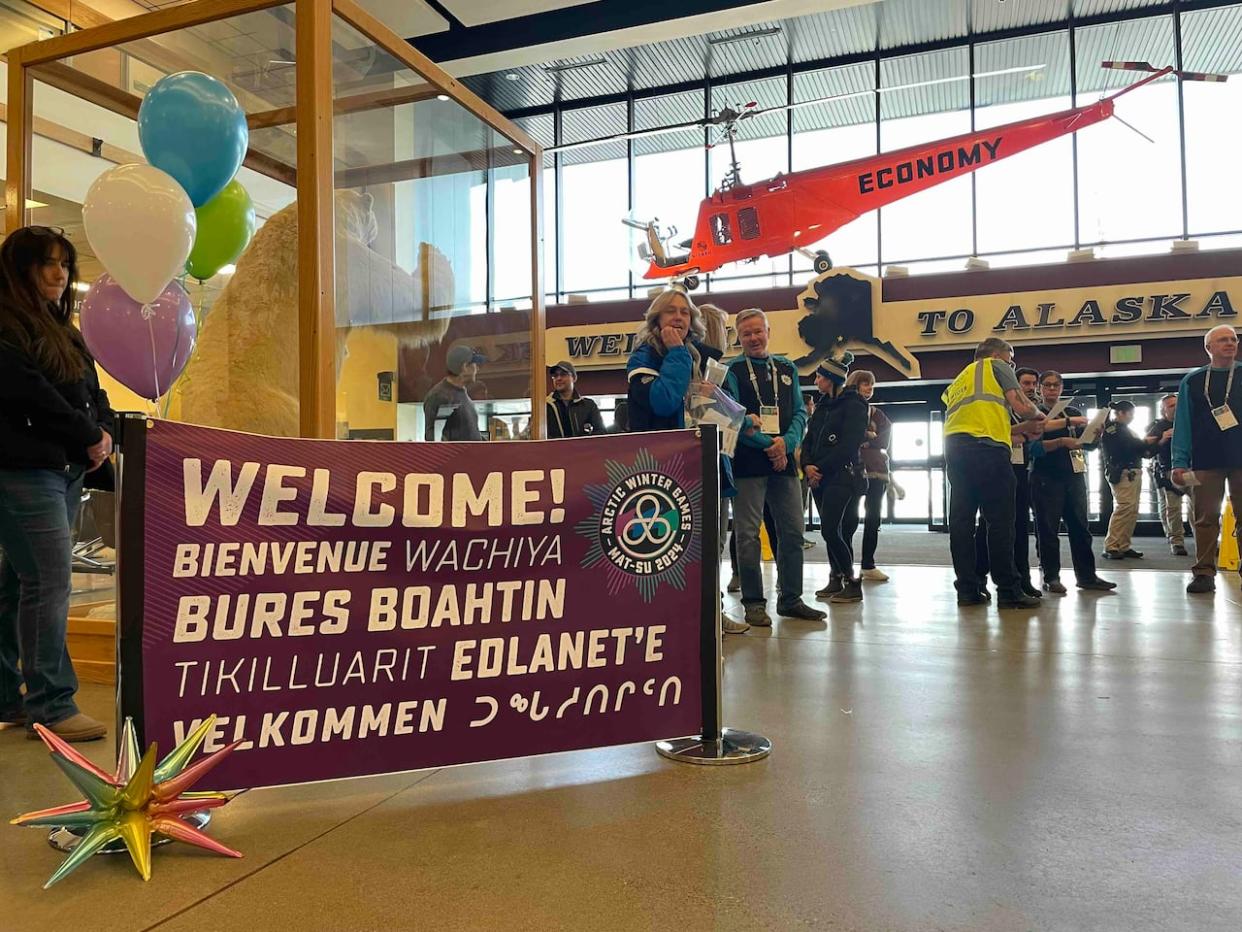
[3,564,1239,931]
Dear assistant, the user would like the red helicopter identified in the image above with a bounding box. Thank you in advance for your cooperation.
[550,62,1224,289]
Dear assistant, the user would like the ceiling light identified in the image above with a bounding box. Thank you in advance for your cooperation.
[708,26,781,47]
[512,148,524,155]
[436,94,449,101]
[542,57,609,75]
[504,72,520,81]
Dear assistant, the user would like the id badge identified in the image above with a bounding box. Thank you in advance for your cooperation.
[759,405,780,434]
[1212,404,1238,431]
[1010,444,1024,465]
[1070,449,1086,474]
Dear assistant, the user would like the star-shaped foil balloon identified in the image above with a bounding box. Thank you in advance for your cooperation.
[12,715,242,888]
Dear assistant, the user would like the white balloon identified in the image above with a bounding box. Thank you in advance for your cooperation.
[83,164,196,305]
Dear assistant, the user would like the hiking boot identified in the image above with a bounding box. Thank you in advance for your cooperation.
[860,567,889,582]
[27,712,106,742]
[744,604,772,627]
[722,615,750,635]
[829,579,863,603]
[815,574,844,600]
[1186,575,1215,594]
[1077,577,1117,591]
[1171,544,1188,556]
[778,600,827,621]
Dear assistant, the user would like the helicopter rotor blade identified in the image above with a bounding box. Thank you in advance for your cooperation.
[545,117,707,154]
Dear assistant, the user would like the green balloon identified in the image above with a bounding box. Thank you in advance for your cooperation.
[185,179,256,281]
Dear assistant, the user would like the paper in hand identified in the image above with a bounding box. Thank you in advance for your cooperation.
[1078,408,1110,444]
[1045,396,1072,421]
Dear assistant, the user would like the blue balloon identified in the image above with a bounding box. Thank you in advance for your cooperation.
[138,72,248,208]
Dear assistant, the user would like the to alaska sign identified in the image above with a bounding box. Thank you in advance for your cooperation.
[544,269,1241,380]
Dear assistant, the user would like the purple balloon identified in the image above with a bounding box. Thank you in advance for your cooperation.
[80,274,197,401]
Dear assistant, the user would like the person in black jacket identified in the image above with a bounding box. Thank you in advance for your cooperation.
[803,353,870,604]
[1101,400,1159,559]
[545,361,605,438]
[0,226,112,742]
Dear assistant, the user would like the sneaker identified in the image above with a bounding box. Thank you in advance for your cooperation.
[1186,575,1216,594]
[801,537,816,551]
[1043,579,1067,595]
[860,568,889,582]
[777,600,827,621]
[1171,544,1189,556]
[722,615,750,635]
[1102,550,1124,560]
[26,712,106,742]
[1122,549,1144,559]
[1077,577,1117,591]
[957,592,988,606]
[1020,580,1043,599]
[744,604,773,627]
[815,574,844,600]
[726,574,741,593]
[829,579,863,603]
[997,593,1041,609]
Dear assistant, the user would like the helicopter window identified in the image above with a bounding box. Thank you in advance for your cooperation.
[738,207,760,241]
[710,213,732,245]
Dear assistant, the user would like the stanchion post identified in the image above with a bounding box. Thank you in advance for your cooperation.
[656,425,772,765]
[113,413,148,749]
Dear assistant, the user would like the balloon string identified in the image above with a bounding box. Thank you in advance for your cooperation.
[146,308,163,412]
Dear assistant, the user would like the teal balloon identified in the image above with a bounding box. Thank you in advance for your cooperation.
[186,180,256,281]
[138,72,248,207]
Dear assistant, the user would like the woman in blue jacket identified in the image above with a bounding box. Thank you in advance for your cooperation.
[626,288,748,634]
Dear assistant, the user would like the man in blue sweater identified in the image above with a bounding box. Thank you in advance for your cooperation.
[724,309,825,626]
[1172,324,1242,593]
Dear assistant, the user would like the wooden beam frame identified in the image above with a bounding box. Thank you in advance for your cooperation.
[295,0,336,439]
[7,0,546,440]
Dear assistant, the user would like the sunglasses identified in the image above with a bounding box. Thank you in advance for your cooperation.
[27,225,67,237]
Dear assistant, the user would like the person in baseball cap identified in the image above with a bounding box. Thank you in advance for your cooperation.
[422,346,486,441]
[547,360,605,439]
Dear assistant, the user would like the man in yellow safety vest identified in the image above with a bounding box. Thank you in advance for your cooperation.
[943,337,1045,609]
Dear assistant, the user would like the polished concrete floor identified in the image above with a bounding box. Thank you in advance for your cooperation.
[3,564,1240,931]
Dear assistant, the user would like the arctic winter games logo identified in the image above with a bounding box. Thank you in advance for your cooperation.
[576,449,702,602]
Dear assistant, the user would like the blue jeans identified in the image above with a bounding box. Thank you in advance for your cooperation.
[733,474,807,608]
[0,467,85,725]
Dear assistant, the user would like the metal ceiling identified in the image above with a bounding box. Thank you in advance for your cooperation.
[460,0,1237,118]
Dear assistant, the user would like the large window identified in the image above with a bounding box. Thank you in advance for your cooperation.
[974,31,1075,254]
[1074,16,1182,245]
[560,103,630,296]
[1182,4,1242,236]
[879,48,973,264]
[792,62,879,272]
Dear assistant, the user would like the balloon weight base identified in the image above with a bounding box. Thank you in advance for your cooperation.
[48,811,211,854]
[655,728,772,765]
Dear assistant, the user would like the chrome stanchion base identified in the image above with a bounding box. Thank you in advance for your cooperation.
[47,811,211,854]
[656,728,772,765]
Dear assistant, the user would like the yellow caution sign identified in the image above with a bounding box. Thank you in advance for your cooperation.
[760,522,774,562]
[1220,502,1238,571]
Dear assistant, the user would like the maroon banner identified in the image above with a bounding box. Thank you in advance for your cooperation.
[133,421,706,789]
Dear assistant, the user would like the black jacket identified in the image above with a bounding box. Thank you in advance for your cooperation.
[803,387,869,482]
[0,334,113,472]
[1101,420,1153,483]
[546,392,606,438]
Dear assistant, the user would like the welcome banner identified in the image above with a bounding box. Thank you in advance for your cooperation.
[121,421,710,789]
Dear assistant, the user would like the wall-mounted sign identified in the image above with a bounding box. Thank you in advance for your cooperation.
[545,269,1240,381]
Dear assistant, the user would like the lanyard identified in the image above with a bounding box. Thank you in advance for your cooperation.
[1206,364,1236,406]
[745,356,778,412]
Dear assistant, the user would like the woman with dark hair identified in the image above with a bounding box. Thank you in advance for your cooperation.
[0,226,113,741]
